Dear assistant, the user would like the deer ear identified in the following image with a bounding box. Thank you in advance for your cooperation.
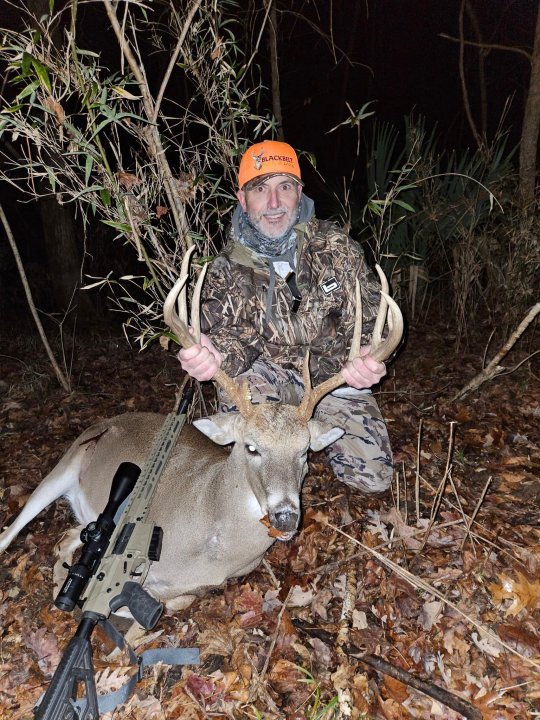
[308,420,344,452]
[193,414,239,446]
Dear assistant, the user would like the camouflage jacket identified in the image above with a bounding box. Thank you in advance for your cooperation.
[200,215,382,384]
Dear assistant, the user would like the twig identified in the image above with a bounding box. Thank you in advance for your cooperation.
[417,422,457,554]
[458,0,485,153]
[415,418,422,523]
[256,586,293,687]
[153,0,203,122]
[326,521,540,674]
[0,203,70,393]
[460,475,492,552]
[439,32,532,63]
[446,466,477,554]
[262,558,280,589]
[335,543,358,718]
[347,646,483,720]
[453,302,540,400]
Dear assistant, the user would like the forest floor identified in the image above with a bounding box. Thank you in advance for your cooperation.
[0,318,539,719]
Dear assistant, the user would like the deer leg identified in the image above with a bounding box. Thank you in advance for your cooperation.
[0,453,83,553]
[53,526,83,596]
[164,594,198,612]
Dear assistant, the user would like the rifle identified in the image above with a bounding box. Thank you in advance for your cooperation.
[34,385,199,720]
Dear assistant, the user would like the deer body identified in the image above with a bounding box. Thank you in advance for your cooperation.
[0,406,342,610]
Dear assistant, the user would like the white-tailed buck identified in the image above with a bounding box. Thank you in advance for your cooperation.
[0,249,403,610]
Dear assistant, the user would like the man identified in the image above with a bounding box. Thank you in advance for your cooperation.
[178,140,394,494]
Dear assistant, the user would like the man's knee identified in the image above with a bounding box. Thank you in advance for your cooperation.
[317,393,394,494]
[329,449,393,494]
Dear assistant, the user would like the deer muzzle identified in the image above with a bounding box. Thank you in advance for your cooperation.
[269,504,300,533]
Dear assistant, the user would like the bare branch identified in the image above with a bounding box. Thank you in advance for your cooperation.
[0,204,70,393]
[439,33,532,63]
[453,302,540,401]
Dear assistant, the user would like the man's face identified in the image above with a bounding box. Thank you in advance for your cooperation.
[237,174,302,239]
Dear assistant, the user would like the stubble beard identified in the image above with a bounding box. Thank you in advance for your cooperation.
[248,204,299,241]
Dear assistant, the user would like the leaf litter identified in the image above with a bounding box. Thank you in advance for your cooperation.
[0,323,538,719]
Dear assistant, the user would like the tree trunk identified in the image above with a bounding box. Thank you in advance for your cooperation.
[40,196,94,316]
[266,1,284,140]
[26,0,95,317]
[519,4,540,209]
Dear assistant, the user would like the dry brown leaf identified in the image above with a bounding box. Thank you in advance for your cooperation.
[116,172,141,190]
[198,623,244,658]
[42,96,65,125]
[382,675,409,703]
[22,627,61,677]
[489,571,540,616]
[267,658,304,693]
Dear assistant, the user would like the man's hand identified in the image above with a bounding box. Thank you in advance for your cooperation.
[177,332,223,381]
[341,345,386,389]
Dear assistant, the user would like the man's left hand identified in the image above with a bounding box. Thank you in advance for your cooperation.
[341,345,386,389]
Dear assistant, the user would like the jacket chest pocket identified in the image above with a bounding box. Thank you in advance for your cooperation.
[314,283,343,319]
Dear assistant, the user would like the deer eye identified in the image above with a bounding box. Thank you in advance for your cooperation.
[245,444,259,456]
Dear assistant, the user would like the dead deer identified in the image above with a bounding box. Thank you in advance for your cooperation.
[0,249,403,611]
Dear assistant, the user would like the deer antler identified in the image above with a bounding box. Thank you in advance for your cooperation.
[297,265,403,421]
[163,248,254,417]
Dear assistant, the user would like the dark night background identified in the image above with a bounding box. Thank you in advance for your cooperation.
[0,0,536,327]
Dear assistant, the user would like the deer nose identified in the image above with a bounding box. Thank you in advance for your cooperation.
[270,506,299,532]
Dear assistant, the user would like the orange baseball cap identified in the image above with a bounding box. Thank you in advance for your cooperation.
[238,140,302,189]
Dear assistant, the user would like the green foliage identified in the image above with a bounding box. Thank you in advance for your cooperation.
[0,0,275,344]
[293,664,340,719]
[358,114,525,344]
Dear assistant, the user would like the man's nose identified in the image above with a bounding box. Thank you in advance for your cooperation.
[267,188,280,208]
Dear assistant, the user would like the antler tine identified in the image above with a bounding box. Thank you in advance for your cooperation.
[163,274,194,349]
[370,263,403,362]
[178,245,196,326]
[297,279,364,421]
[190,261,209,343]
[372,264,389,346]
[163,250,254,419]
[297,269,403,422]
[348,279,363,361]
[369,291,403,361]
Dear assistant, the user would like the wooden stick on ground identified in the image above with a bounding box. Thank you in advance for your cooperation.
[346,645,483,720]
[453,303,540,401]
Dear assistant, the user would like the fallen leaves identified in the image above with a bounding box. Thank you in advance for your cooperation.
[0,329,538,718]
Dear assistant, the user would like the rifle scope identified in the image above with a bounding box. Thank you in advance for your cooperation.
[55,461,141,612]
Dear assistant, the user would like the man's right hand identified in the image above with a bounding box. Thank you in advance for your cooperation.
[177,332,223,381]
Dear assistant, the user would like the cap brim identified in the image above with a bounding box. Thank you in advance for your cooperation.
[243,172,304,190]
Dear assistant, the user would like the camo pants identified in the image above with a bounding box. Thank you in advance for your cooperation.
[218,358,393,494]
